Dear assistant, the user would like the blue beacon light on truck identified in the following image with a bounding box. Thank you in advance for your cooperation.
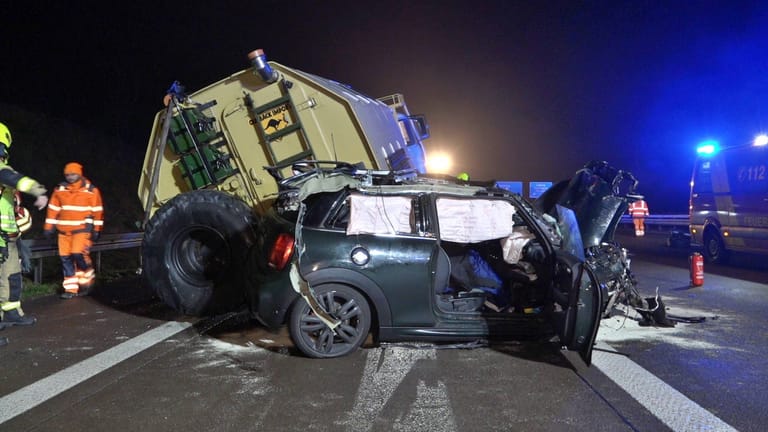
[696,140,720,157]
[753,134,768,147]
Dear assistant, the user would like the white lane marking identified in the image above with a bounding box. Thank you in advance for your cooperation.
[340,346,456,432]
[0,321,192,425]
[593,343,738,432]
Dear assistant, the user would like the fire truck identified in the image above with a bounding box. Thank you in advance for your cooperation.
[689,137,768,263]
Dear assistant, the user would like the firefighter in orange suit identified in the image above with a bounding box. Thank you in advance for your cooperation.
[628,198,649,237]
[44,162,104,299]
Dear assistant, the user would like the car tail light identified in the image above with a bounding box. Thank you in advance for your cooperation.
[268,233,295,271]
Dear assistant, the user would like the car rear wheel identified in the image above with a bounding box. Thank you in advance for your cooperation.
[702,228,728,264]
[289,284,371,358]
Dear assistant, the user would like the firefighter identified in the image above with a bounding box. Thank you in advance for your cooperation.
[0,122,49,345]
[628,198,650,237]
[44,162,104,299]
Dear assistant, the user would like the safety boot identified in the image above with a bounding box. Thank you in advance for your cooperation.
[60,291,88,299]
[2,309,37,326]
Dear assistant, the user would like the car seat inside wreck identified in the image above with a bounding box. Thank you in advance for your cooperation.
[427,196,554,315]
[437,237,548,314]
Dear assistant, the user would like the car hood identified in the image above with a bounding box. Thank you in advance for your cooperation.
[535,161,638,248]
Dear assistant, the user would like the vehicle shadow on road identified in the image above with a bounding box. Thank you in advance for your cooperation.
[90,275,186,322]
[87,278,598,370]
[488,339,576,368]
[200,311,577,368]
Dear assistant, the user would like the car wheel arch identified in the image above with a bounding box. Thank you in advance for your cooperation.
[302,267,391,327]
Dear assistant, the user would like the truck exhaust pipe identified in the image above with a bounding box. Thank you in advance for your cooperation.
[248,49,278,83]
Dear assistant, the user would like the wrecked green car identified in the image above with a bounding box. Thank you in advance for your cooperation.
[251,161,644,365]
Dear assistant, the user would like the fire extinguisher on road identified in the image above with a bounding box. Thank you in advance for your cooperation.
[690,252,704,286]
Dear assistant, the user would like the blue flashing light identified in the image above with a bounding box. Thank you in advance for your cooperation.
[696,140,719,156]
[754,134,768,147]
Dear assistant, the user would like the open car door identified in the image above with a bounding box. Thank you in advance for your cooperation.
[552,252,603,365]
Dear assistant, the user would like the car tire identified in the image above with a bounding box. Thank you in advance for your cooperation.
[702,228,729,264]
[289,284,371,358]
[142,190,257,315]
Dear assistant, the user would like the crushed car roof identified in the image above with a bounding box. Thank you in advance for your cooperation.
[269,160,514,202]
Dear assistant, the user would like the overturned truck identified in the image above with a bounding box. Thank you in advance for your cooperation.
[137,49,430,315]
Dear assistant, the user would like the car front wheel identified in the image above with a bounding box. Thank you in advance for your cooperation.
[289,284,371,358]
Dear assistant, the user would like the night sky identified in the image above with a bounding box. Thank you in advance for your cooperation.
[4,1,768,213]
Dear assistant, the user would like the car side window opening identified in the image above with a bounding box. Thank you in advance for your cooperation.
[434,197,547,314]
[304,190,349,228]
[345,193,422,236]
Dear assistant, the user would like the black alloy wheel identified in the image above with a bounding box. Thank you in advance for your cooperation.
[289,284,371,358]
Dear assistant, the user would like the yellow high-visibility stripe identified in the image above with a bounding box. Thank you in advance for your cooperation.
[1,301,21,311]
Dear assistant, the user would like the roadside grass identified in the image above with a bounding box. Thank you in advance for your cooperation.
[23,280,59,299]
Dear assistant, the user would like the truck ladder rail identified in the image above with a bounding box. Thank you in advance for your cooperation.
[141,101,175,229]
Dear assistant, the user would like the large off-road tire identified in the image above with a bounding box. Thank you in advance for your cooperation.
[289,284,371,358]
[143,190,257,315]
[702,227,729,264]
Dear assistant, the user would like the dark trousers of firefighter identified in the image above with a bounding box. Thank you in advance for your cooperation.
[0,237,28,318]
[58,232,94,294]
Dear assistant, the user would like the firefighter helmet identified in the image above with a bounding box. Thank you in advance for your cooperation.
[0,122,11,148]
[457,172,470,182]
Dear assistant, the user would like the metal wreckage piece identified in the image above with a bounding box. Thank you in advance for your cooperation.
[536,161,701,327]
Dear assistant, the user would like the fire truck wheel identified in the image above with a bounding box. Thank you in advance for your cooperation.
[142,190,257,315]
[702,228,729,264]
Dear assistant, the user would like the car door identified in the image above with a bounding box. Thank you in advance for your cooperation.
[551,251,603,366]
[303,191,438,327]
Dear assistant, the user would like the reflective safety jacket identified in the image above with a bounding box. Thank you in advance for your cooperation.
[0,158,45,247]
[0,191,29,235]
[628,200,649,218]
[0,188,14,249]
[44,177,104,235]
[0,161,47,198]
[0,187,19,236]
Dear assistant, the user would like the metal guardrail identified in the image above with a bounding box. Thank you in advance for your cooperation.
[25,232,143,283]
[619,214,689,228]
[619,214,690,238]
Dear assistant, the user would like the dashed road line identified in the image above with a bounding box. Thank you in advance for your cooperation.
[0,321,192,425]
